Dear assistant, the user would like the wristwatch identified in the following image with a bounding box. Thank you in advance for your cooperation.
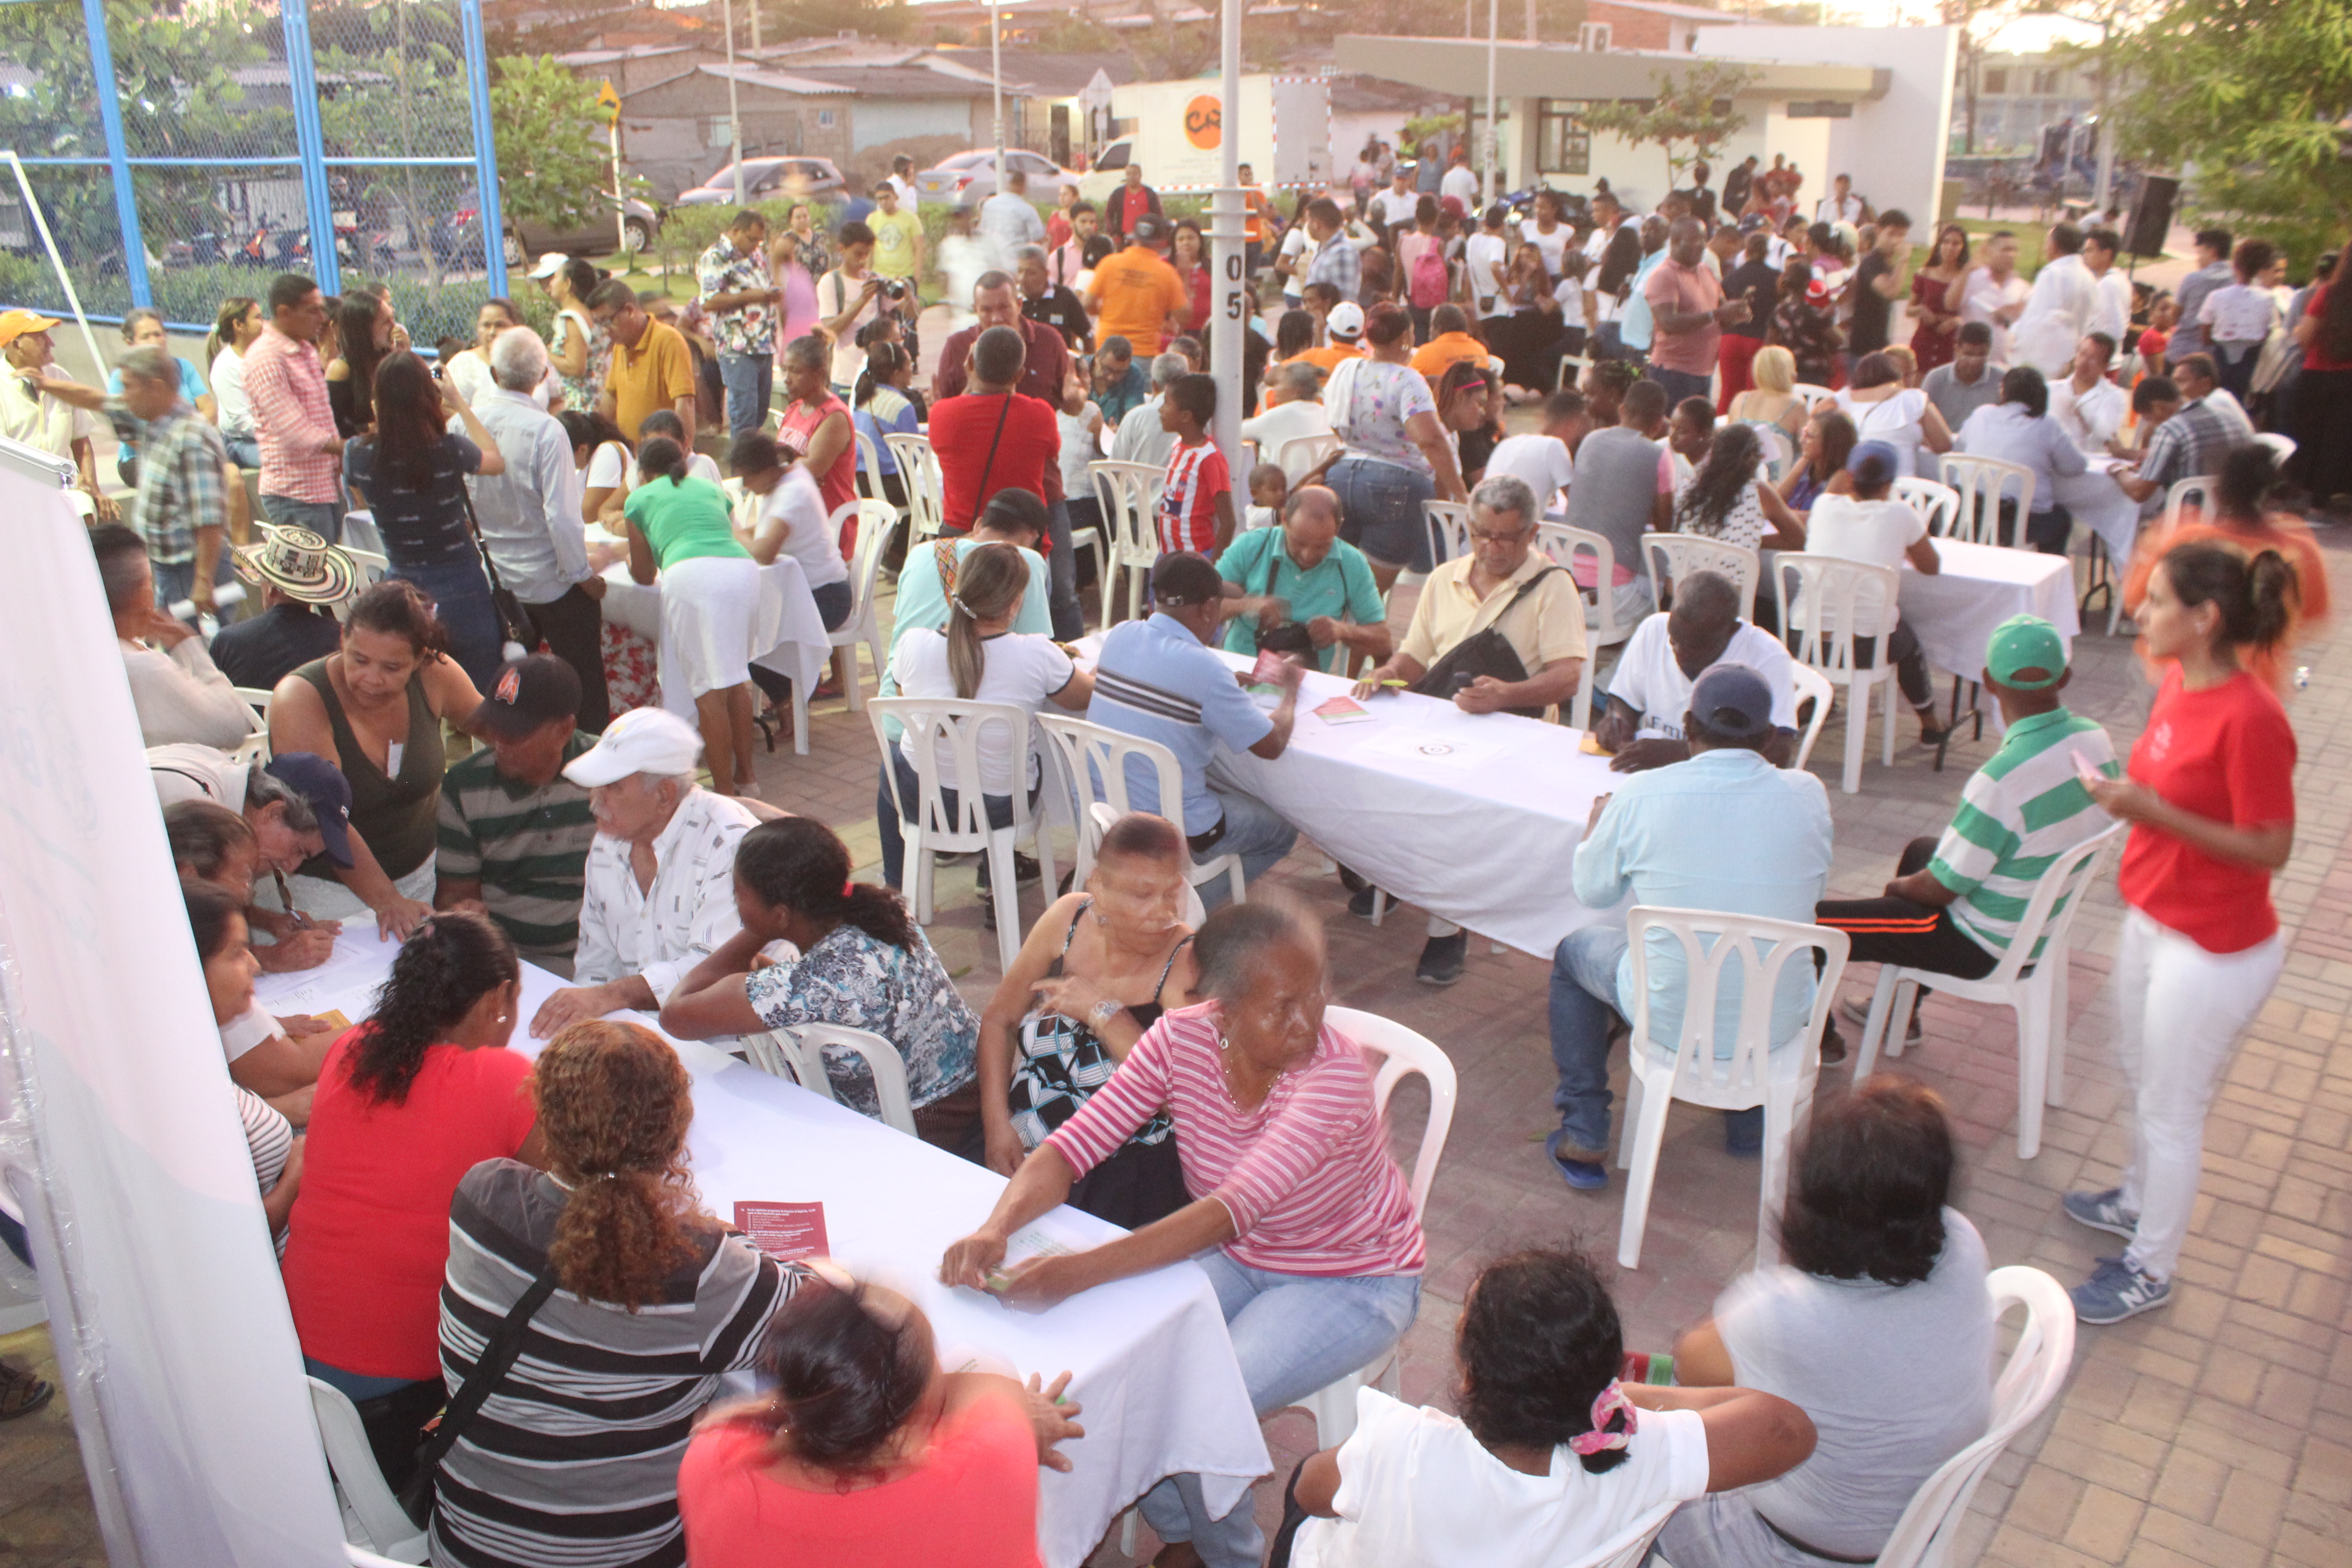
[1086,998,1123,1030]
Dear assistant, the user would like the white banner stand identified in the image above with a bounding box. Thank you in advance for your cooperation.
[0,437,348,1567]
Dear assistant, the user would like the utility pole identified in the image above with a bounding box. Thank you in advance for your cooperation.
[724,0,745,206]
[1209,0,1246,485]
[1483,0,1500,206]
[992,0,1007,195]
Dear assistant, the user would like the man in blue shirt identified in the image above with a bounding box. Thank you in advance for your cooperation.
[1547,663,1834,1188]
[1086,552,1303,906]
[1215,485,1391,675]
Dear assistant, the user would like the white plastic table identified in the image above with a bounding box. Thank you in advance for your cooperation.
[256,934,1269,1568]
[598,556,830,720]
[1899,536,2082,683]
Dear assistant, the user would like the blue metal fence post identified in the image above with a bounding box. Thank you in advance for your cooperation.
[78,0,150,308]
[460,0,507,296]
[280,0,340,297]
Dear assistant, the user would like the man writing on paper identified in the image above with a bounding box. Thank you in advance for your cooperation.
[1592,571,1797,771]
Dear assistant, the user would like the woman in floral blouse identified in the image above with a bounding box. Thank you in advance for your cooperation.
[662,818,983,1160]
[1768,256,1842,388]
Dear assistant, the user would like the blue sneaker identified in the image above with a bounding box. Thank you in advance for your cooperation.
[2063,1188,2139,1240]
[1545,1128,1608,1191]
[2071,1256,2171,1324]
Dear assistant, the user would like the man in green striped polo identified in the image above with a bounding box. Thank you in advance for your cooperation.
[436,654,599,962]
[1817,614,2117,1052]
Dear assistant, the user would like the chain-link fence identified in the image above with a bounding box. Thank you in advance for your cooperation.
[0,0,503,347]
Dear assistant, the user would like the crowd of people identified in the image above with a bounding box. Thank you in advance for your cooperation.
[24,140,2324,1568]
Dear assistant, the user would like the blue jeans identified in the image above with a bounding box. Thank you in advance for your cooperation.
[1650,365,1713,407]
[1139,1252,1421,1568]
[1046,497,1084,642]
[1550,923,1631,1159]
[1328,456,1436,573]
[720,352,774,439]
[223,435,261,469]
[259,494,343,542]
[387,555,505,691]
[1202,784,1295,909]
[154,551,237,613]
[875,749,1017,890]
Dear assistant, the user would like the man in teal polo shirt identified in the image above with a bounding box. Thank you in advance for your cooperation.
[1214,486,1391,675]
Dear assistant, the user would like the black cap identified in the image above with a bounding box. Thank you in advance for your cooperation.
[1688,663,1776,740]
[475,654,582,738]
[1151,552,1223,607]
[260,751,354,867]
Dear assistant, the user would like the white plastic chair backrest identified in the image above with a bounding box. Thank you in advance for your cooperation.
[348,1549,426,1568]
[884,433,943,538]
[1035,714,1186,886]
[307,1377,429,1562]
[1939,454,2034,545]
[344,546,389,587]
[1536,522,1622,645]
[1324,1007,1456,1219]
[839,499,892,623]
[1970,823,2123,988]
[1791,382,1835,412]
[1890,476,1961,539]
[740,1027,830,1092]
[1274,431,1340,480]
[793,1022,918,1136]
[1642,531,1759,624]
[1424,499,1472,563]
[1776,554,1899,679]
[2254,431,2297,464]
[339,509,385,557]
[1623,906,1849,1099]
[2161,474,2217,529]
[1788,661,1833,772]
[1090,459,1164,560]
[868,698,1038,852]
[1875,1266,2077,1568]
[1086,801,1207,925]
[852,428,887,491]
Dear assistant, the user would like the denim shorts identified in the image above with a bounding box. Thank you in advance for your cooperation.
[1329,456,1436,574]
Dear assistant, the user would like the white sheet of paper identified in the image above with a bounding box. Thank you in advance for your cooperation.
[1353,730,1505,772]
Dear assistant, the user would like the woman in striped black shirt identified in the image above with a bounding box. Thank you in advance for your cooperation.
[431,1020,805,1568]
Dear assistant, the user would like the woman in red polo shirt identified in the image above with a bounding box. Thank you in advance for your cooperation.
[280,911,541,1485]
[2071,542,2296,1326]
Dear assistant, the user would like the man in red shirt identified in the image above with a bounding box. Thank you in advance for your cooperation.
[1106,163,1162,245]
[929,326,1062,534]
[1642,217,1749,409]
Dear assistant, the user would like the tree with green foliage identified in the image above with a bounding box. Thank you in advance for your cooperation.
[1581,64,1754,195]
[490,56,618,238]
[2110,0,2352,266]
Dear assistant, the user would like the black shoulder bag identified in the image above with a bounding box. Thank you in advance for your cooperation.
[967,393,1016,522]
[456,484,539,656]
[1411,565,1564,719]
[1249,536,1319,659]
[397,1266,560,1528]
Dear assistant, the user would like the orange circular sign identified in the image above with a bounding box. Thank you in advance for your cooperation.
[1185,93,1222,151]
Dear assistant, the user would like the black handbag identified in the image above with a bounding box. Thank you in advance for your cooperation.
[456,485,539,656]
[1247,538,1321,659]
[396,1265,559,1528]
[1410,565,1563,719]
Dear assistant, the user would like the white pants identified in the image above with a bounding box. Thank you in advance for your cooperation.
[2109,906,2284,1281]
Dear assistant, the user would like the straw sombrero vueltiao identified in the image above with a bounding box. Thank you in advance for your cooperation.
[233,524,358,605]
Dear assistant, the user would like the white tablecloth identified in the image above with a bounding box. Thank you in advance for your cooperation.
[1201,655,1622,958]
[599,558,831,718]
[2056,459,2145,566]
[257,935,1268,1568]
[1899,537,2081,682]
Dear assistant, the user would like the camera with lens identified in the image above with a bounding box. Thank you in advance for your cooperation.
[876,277,910,303]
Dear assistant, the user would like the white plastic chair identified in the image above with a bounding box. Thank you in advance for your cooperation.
[338,509,385,557]
[1788,660,1832,774]
[1090,458,1164,624]
[343,546,388,588]
[230,686,274,765]
[2161,473,2218,529]
[1938,454,2035,547]
[1776,554,1903,795]
[1854,824,2122,1159]
[825,500,892,720]
[740,1026,828,1092]
[1891,475,1961,539]
[307,1377,429,1563]
[1086,802,1209,925]
[2254,431,2297,464]
[870,697,1058,972]
[1616,907,1850,1269]
[1875,1266,2079,1568]
[764,1022,919,1136]
[1035,713,1245,906]
[1642,531,1760,624]
[1536,522,1628,732]
[1296,1007,1458,1446]
[883,432,946,543]
[1273,431,1340,481]
[1553,351,1590,394]
[1423,498,1472,564]
[1791,382,1836,413]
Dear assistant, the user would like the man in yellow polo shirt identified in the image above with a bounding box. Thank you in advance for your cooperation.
[589,279,696,445]
[1084,214,1189,359]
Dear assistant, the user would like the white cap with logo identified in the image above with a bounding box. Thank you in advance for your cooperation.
[562,707,705,787]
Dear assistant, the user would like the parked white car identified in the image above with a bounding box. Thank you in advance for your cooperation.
[913,149,1082,207]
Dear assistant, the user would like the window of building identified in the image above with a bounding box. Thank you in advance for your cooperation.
[2032,68,2060,93]
[1982,68,2008,95]
[1784,101,1854,119]
[1537,99,1591,175]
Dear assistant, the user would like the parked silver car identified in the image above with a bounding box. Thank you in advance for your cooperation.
[913,149,1081,206]
[674,157,848,208]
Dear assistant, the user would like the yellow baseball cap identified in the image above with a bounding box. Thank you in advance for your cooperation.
[0,310,60,346]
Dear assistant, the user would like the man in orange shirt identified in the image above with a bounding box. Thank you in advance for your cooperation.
[1293,301,1367,374]
[1084,214,1189,359]
[1409,303,1499,382]
[1240,162,1278,277]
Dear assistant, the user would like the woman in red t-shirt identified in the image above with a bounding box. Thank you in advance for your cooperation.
[2290,247,2352,507]
[2072,543,2297,1327]
[778,335,859,527]
[1170,220,1214,335]
[279,911,540,1483]
[677,1273,1080,1567]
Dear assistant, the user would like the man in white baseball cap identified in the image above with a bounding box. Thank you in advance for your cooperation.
[529,708,764,1036]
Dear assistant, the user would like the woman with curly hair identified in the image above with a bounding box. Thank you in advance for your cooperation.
[430,1020,808,1568]
[280,911,537,1489]
[1659,1077,1990,1567]
[1271,1246,1814,1567]
[1672,421,1807,556]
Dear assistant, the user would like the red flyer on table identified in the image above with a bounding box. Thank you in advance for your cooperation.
[732,1201,829,1262]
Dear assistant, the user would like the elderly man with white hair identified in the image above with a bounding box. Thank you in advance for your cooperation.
[1110,349,1192,470]
[528,707,765,1036]
[465,324,610,729]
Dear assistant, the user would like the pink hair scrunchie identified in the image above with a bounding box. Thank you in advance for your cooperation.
[1567,1379,1640,1457]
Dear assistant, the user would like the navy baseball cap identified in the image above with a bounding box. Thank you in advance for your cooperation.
[1688,663,1776,740]
[475,654,582,738]
[262,751,354,867]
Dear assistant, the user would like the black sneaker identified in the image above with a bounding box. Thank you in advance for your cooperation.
[1012,852,1042,887]
[1348,884,1387,920]
[1416,931,1468,985]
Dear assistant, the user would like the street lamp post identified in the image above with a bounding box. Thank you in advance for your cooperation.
[724,0,745,206]
[1209,0,1246,478]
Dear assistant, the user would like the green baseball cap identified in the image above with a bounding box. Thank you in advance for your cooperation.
[1985,614,2068,689]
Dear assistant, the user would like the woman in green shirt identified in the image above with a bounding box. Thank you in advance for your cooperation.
[621,436,762,796]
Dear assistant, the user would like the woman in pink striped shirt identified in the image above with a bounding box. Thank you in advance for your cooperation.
[941,894,1423,1568]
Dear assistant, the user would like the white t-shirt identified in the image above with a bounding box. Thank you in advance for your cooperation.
[1441,165,1481,209]
[753,465,848,590]
[218,1001,283,1064]
[1607,611,1798,739]
[1801,493,1927,636]
[588,442,721,493]
[1279,226,1316,298]
[1289,1387,1711,1568]
[2198,282,2279,346]
[1240,399,1337,484]
[1521,220,1573,279]
[2050,376,2127,455]
[888,628,1074,796]
[1465,233,1511,316]
[818,270,883,387]
[1369,188,1419,230]
[1482,433,1575,513]
[1834,388,1932,478]
[1057,402,1105,498]
[211,347,254,440]
[1551,277,1587,331]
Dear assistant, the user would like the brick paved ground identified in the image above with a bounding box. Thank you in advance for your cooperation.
[4,521,2345,1568]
